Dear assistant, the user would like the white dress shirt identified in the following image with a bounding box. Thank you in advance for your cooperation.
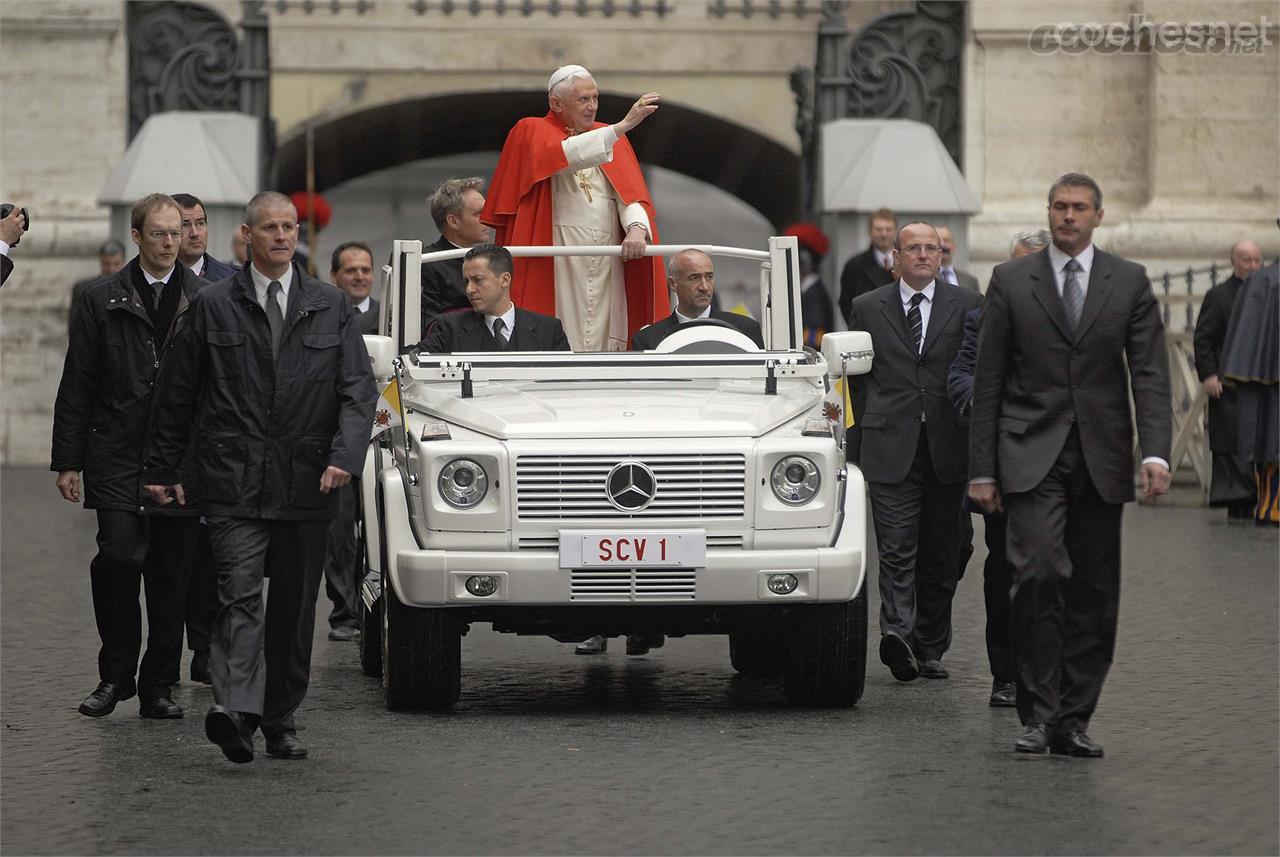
[874,248,893,271]
[1047,242,1094,299]
[354,296,372,314]
[250,263,293,315]
[485,303,517,343]
[674,305,712,324]
[899,279,935,353]
[188,255,205,277]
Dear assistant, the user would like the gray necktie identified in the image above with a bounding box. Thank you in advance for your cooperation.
[266,280,284,360]
[1062,258,1084,331]
[492,317,509,349]
[153,281,166,307]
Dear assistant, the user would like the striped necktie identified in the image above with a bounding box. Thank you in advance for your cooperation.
[1062,258,1084,331]
[907,292,925,353]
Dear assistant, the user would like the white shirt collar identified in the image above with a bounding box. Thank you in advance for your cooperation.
[874,248,893,270]
[486,303,516,337]
[675,305,712,323]
[800,272,822,292]
[187,255,205,277]
[1048,242,1094,277]
[899,279,936,305]
[250,262,294,307]
[141,266,175,286]
[354,295,372,313]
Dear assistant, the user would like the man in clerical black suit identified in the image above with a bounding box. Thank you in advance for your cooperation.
[421,177,491,332]
[848,222,982,684]
[1194,239,1263,519]
[630,249,764,351]
[969,173,1171,758]
[418,243,569,354]
[838,207,898,323]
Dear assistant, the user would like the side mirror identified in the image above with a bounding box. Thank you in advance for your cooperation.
[820,330,874,377]
[364,335,397,380]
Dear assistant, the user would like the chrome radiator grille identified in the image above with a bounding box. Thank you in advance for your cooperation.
[515,454,746,520]
[570,569,698,601]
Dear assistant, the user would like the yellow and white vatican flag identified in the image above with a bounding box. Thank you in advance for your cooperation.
[826,377,856,430]
[371,378,403,439]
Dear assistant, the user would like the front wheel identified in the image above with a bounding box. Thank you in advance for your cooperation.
[382,577,461,711]
[782,584,867,707]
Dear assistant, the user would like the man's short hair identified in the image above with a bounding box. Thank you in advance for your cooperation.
[868,207,897,228]
[667,248,710,278]
[893,221,939,250]
[170,192,205,213]
[130,193,181,232]
[98,239,126,257]
[430,177,486,232]
[1048,172,1103,209]
[1011,229,1052,254]
[463,243,512,277]
[330,240,373,273]
[243,191,294,227]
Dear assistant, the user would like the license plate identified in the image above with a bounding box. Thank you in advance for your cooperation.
[558,530,707,569]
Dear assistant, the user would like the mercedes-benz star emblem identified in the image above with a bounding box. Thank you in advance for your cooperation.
[605,461,657,512]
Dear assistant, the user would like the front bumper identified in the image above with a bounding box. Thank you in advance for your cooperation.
[379,466,866,607]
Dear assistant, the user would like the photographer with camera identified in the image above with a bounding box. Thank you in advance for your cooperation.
[0,203,29,286]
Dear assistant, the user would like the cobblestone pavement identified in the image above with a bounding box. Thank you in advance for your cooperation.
[2,465,1276,855]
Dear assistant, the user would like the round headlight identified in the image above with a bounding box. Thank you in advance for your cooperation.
[438,459,488,509]
[770,456,821,506]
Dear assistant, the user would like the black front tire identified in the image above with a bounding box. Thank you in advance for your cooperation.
[729,629,784,678]
[782,584,867,706]
[382,574,461,711]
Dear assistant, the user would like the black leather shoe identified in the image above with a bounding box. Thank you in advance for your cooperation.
[327,625,359,642]
[1050,730,1104,758]
[878,633,918,682]
[575,635,607,655]
[139,696,184,719]
[78,681,136,717]
[204,706,254,764]
[264,730,308,760]
[919,658,949,679]
[989,681,1017,708]
[190,650,211,685]
[1015,724,1049,754]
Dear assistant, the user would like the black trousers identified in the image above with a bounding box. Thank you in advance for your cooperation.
[91,510,199,698]
[1004,429,1122,733]
[867,429,965,661]
[981,512,1015,683]
[204,517,327,735]
[323,482,360,631]
[185,522,218,652]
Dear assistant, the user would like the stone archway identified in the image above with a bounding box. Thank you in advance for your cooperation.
[273,90,802,229]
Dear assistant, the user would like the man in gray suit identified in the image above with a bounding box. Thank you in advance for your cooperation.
[848,222,982,683]
[969,173,1171,757]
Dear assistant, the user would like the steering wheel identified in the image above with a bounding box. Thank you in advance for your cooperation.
[653,318,761,354]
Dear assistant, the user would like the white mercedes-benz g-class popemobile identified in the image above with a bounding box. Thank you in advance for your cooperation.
[357,236,874,709]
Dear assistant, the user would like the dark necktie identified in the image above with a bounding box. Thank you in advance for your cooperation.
[1062,258,1084,331]
[153,281,165,308]
[882,255,892,274]
[492,317,509,350]
[266,281,284,360]
[907,292,925,353]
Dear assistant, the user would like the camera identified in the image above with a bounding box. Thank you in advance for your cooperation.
[0,204,30,245]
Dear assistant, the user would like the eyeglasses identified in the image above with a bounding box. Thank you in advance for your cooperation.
[901,244,941,256]
[146,230,183,241]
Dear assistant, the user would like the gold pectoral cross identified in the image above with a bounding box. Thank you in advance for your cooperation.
[574,169,593,203]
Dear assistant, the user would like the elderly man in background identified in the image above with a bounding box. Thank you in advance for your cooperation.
[1195,239,1264,521]
[422,177,491,332]
[482,64,667,352]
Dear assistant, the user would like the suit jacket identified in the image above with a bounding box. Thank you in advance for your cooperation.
[418,306,570,353]
[969,248,1171,504]
[200,253,238,282]
[420,236,469,331]
[631,309,765,351]
[1,253,12,286]
[354,298,381,336]
[848,281,982,484]
[942,267,981,293]
[839,246,896,323]
[1193,274,1244,452]
[947,307,982,419]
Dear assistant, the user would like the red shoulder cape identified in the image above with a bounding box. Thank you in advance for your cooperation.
[481,112,668,339]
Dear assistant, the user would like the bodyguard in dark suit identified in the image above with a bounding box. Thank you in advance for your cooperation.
[838,207,897,323]
[419,243,570,353]
[172,193,237,282]
[849,222,982,683]
[630,249,764,351]
[1194,240,1263,519]
[422,177,491,331]
[52,194,207,720]
[144,192,377,764]
[969,173,1171,757]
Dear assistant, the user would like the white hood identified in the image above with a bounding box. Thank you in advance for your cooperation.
[407,380,822,439]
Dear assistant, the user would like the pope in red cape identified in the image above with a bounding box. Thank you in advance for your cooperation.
[481,65,668,351]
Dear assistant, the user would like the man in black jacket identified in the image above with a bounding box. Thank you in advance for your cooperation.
[838,207,897,323]
[1195,239,1263,519]
[52,193,207,720]
[848,222,982,683]
[418,244,570,353]
[0,203,26,286]
[144,191,377,763]
[630,249,764,351]
[421,177,491,332]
